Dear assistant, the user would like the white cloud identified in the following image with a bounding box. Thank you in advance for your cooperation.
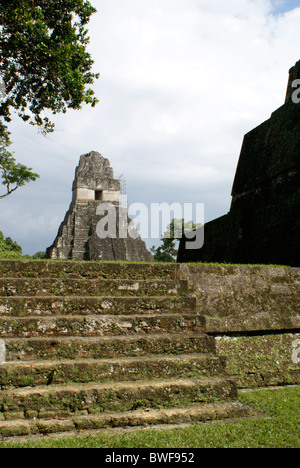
[2,0,300,253]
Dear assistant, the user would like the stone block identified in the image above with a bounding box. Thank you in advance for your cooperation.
[47,152,153,262]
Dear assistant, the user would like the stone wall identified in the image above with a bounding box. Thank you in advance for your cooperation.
[178,61,300,267]
[178,264,300,388]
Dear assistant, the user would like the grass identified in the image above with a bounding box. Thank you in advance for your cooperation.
[0,386,299,448]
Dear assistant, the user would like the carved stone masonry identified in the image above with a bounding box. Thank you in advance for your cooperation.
[47,151,153,262]
[178,60,300,266]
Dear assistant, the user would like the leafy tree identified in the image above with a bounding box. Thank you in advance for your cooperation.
[150,238,178,263]
[151,219,202,263]
[0,230,23,259]
[0,133,39,199]
[2,236,22,254]
[0,0,99,136]
[0,0,99,198]
[0,231,22,254]
[32,250,47,259]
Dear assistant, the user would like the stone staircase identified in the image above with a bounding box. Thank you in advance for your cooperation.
[0,261,256,440]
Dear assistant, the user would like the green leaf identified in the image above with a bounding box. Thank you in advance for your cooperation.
[0,0,98,135]
[0,133,39,198]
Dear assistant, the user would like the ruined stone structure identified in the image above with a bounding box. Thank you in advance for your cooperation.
[178,61,300,266]
[47,151,153,262]
[0,260,299,438]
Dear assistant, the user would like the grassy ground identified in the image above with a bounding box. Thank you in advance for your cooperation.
[0,386,299,448]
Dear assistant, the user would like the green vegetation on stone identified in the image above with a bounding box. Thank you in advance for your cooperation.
[0,387,299,448]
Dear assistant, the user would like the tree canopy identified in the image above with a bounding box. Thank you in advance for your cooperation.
[0,0,99,197]
[0,229,23,259]
[0,0,99,136]
[151,219,202,262]
[0,132,39,199]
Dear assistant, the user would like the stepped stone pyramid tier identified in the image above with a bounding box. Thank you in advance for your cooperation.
[178,60,300,266]
[0,261,260,440]
[47,151,153,262]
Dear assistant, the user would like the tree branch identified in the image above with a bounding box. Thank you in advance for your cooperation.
[0,183,19,199]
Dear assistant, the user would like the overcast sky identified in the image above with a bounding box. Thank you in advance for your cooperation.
[1,0,300,254]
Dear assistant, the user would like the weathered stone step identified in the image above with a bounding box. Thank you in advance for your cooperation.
[0,261,178,280]
[0,295,197,317]
[0,313,204,338]
[0,278,187,297]
[0,354,226,388]
[0,377,238,419]
[0,401,258,439]
[3,333,216,361]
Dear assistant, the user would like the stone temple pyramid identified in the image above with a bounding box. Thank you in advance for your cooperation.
[47,151,153,262]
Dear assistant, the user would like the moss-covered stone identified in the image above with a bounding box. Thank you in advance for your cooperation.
[0,296,197,317]
[4,334,215,362]
[215,333,300,388]
[0,313,204,338]
[0,377,237,417]
[0,354,226,389]
[0,259,298,440]
[0,278,188,298]
[179,265,300,332]
[0,260,178,280]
